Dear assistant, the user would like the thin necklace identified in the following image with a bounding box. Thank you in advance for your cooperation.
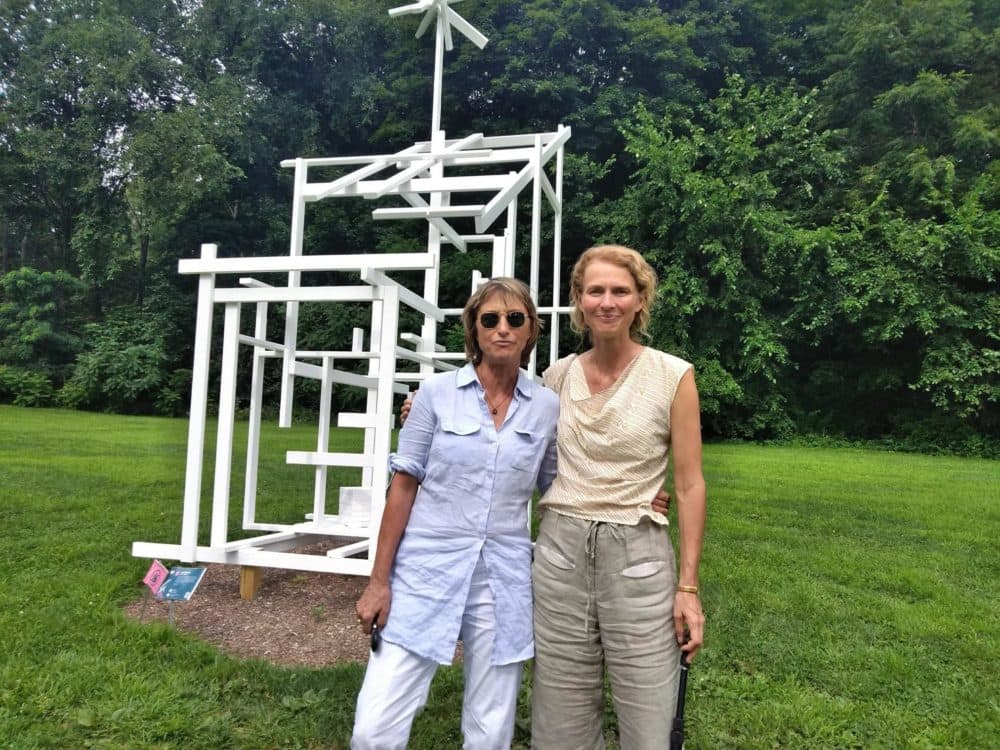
[483,388,513,415]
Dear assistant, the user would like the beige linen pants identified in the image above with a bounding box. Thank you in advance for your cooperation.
[531,512,681,750]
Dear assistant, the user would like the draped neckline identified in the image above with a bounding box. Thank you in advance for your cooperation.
[568,346,647,401]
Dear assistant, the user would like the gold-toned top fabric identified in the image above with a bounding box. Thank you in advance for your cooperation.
[539,347,692,525]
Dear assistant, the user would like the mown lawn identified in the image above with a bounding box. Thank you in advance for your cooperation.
[0,405,996,749]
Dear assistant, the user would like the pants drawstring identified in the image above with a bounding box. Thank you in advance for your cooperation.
[584,521,599,635]
[582,521,626,635]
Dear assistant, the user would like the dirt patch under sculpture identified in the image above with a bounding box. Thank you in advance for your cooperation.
[123,542,376,667]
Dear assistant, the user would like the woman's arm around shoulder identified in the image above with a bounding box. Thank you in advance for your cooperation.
[541,353,576,395]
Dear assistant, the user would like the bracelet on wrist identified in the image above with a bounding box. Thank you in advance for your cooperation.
[676,584,699,595]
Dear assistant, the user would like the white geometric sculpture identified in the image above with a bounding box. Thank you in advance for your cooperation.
[132,1,572,576]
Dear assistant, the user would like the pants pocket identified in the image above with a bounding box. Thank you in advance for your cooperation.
[622,518,674,574]
[621,560,666,578]
[534,512,579,572]
[536,543,575,570]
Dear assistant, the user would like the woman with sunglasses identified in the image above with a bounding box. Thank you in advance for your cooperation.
[531,245,706,750]
[351,278,560,749]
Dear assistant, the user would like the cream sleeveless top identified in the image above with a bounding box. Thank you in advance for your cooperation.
[539,347,692,525]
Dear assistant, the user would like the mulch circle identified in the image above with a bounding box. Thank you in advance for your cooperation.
[123,541,374,667]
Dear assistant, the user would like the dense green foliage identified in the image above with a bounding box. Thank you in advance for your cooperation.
[1,406,997,747]
[1,1,996,451]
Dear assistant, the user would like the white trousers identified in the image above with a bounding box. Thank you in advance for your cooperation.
[351,557,523,750]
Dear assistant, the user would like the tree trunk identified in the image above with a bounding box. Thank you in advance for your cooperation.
[60,210,73,271]
[20,232,31,268]
[1,220,9,275]
[89,282,103,319]
[137,233,149,308]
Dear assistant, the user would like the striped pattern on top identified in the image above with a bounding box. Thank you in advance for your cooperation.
[539,347,692,525]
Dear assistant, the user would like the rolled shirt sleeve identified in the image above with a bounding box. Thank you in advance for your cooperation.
[389,388,435,483]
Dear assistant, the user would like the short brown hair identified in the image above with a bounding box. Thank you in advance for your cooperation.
[569,244,657,341]
[462,277,541,366]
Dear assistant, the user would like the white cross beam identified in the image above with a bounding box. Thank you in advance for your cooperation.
[389,0,488,50]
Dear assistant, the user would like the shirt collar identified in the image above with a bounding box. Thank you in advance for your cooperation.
[456,362,534,400]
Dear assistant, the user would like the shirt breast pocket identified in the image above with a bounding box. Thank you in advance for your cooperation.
[429,419,483,467]
[509,427,543,473]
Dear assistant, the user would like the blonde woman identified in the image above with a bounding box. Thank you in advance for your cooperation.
[531,245,706,750]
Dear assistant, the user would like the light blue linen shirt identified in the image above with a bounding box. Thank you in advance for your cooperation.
[383,362,560,665]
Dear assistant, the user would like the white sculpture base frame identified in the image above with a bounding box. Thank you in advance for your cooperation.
[132,129,573,577]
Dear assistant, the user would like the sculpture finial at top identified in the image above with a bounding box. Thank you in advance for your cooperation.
[389,0,489,137]
[389,0,488,51]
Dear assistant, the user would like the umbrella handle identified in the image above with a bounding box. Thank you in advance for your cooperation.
[674,652,690,717]
[671,647,691,749]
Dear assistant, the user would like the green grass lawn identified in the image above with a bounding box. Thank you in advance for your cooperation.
[0,405,997,749]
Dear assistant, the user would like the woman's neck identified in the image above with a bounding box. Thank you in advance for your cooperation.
[476,361,519,394]
[586,335,643,372]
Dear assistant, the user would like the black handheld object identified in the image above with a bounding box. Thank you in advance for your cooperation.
[669,650,691,750]
[370,622,382,653]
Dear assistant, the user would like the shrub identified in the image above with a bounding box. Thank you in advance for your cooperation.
[60,313,180,414]
[0,365,54,407]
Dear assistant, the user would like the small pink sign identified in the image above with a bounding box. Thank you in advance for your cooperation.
[143,559,169,595]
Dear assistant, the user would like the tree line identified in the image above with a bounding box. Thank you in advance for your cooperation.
[1,0,996,455]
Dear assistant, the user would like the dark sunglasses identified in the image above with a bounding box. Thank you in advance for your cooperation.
[479,311,528,329]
